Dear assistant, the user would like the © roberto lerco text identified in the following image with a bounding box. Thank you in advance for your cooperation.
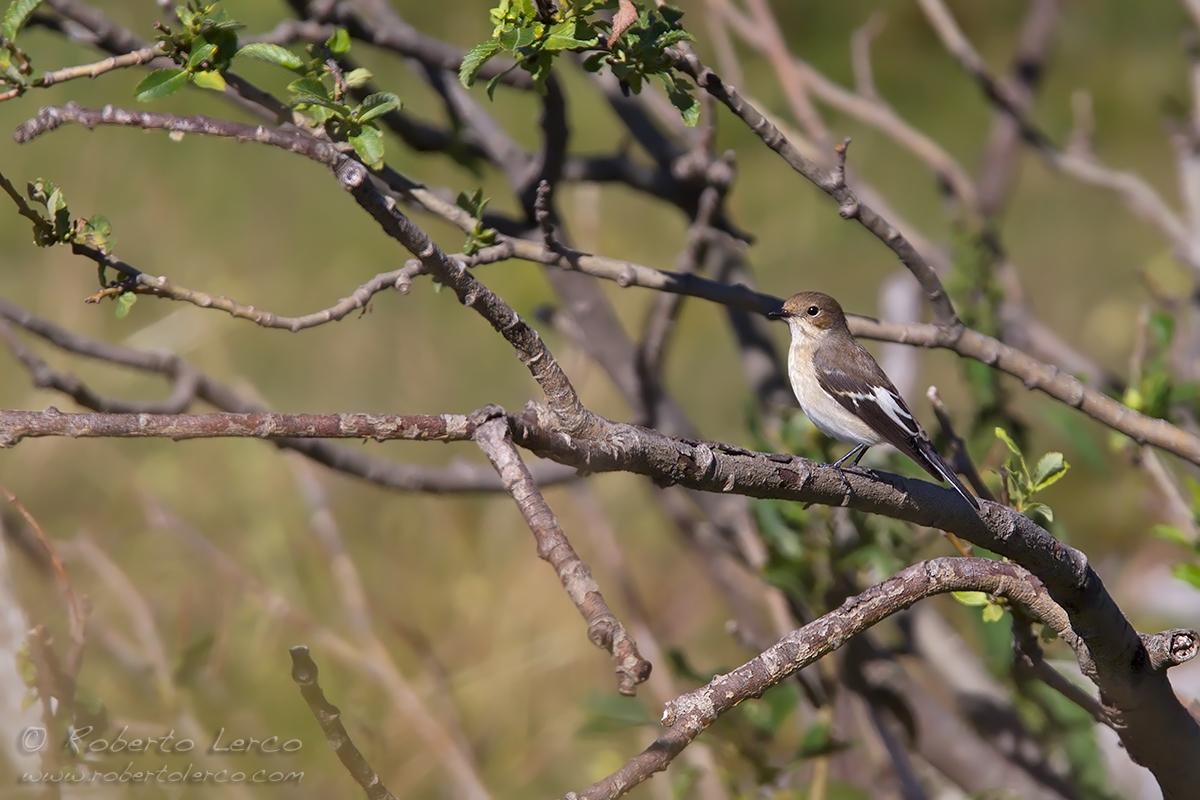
[65,727,303,755]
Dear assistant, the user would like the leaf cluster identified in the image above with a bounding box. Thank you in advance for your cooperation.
[1152,481,1200,589]
[459,0,699,126]
[455,188,497,256]
[25,178,113,255]
[0,0,40,88]
[135,2,243,100]
[1120,310,1200,424]
[994,426,1069,526]
[236,29,400,169]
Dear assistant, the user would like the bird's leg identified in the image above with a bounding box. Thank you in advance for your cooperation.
[824,444,869,504]
[831,444,869,470]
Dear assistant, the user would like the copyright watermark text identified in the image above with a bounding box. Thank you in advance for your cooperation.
[20,764,304,785]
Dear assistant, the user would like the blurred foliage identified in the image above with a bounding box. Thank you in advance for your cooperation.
[1,0,1199,798]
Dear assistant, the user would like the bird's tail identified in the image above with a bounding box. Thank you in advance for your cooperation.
[914,438,980,510]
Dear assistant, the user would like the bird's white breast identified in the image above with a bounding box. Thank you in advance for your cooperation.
[785,326,883,447]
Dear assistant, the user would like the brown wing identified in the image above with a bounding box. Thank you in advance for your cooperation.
[812,339,934,473]
[813,339,980,508]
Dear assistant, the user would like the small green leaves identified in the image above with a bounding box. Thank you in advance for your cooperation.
[456,188,496,255]
[190,70,226,91]
[235,42,305,72]
[135,68,188,101]
[75,215,114,253]
[952,591,1006,623]
[460,40,503,88]
[26,177,70,245]
[343,67,373,89]
[658,71,699,126]
[354,92,400,125]
[3,0,42,42]
[326,27,351,57]
[114,292,137,319]
[1031,451,1068,493]
[577,691,653,735]
[994,427,1069,526]
[135,2,243,101]
[348,126,384,170]
[24,179,119,264]
[1173,562,1200,589]
[459,0,699,124]
[238,31,402,170]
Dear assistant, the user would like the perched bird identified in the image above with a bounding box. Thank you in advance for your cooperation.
[768,291,979,509]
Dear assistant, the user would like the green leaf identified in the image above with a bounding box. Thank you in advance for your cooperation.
[236,42,305,71]
[135,68,188,102]
[994,426,1023,462]
[3,0,42,41]
[542,20,599,52]
[952,591,989,607]
[1031,452,1069,493]
[288,76,344,112]
[981,603,1005,623]
[740,684,798,735]
[355,92,400,124]
[348,125,385,169]
[1023,501,1053,525]
[1149,309,1176,351]
[485,69,507,100]
[1171,561,1200,589]
[191,70,226,91]
[76,215,114,252]
[660,74,699,126]
[1151,524,1191,547]
[343,67,373,89]
[797,719,851,758]
[288,76,329,97]
[577,691,653,735]
[326,27,351,56]
[459,39,503,88]
[498,24,538,51]
[187,41,218,69]
[115,292,137,319]
[581,51,610,73]
[456,187,488,218]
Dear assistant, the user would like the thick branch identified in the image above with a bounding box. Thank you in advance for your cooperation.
[564,558,1071,800]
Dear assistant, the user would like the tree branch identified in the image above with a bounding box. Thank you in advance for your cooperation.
[563,557,1078,800]
[474,416,651,696]
[665,49,960,327]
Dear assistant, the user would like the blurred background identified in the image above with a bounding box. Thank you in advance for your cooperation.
[1,1,1199,797]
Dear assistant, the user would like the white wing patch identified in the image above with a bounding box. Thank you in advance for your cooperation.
[836,386,920,439]
[870,385,920,437]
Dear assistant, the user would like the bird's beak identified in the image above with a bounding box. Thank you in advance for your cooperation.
[767,309,788,320]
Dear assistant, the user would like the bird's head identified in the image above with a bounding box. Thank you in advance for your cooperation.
[767,291,847,340]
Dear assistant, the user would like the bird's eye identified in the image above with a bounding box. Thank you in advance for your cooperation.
[806,305,820,317]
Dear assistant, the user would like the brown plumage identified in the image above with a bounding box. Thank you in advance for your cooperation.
[769,292,979,509]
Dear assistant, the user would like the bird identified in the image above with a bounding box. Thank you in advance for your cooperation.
[767,291,979,510]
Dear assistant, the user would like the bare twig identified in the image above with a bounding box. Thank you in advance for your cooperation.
[1,487,87,677]
[0,298,578,492]
[289,646,400,800]
[927,386,995,503]
[474,415,651,695]
[665,49,959,326]
[1012,613,1109,727]
[915,0,1200,273]
[35,44,164,88]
